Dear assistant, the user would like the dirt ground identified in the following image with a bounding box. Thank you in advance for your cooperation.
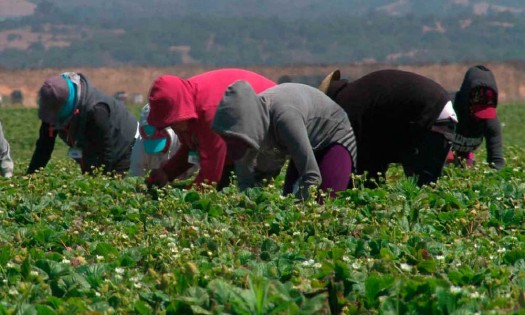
[1,62,525,107]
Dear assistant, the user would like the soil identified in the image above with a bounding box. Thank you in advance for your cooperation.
[1,63,525,107]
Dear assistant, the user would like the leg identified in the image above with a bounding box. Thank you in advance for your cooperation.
[217,164,235,190]
[112,145,133,175]
[283,159,300,196]
[316,144,352,198]
[403,130,451,186]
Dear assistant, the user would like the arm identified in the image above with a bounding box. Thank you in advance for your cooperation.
[484,118,504,170]
[146,143,193,188]
[27,122,57,174]
[234,149,259,190]
[194,130,227,186]
[83,103,112,173]
[161,143,192,181]
[275,112,321,199]
[0,123,14,177]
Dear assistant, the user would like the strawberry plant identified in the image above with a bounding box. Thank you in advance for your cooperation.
[0,105,524,313]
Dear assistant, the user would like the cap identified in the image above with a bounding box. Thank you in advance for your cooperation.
[471,104,497,119]
[38,75,70,124]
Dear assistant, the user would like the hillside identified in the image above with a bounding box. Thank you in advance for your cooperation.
[16,0,525,18]
[0,1,525,69]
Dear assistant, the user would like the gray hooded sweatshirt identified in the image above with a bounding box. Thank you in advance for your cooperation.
[212,81,356,198]
[0,121,14,178]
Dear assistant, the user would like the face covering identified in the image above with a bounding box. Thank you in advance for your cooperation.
[56,75,77,127]
[140,125,175,154]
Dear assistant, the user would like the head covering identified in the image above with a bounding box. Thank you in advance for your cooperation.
[139,103,176,154]
[38,75,72,125]
[470,87,497,119]
[432,101,457,141]
[471,104,496,119]
[436,100,458,123]
[455,65,498,121]
[212,80,269,150]
[147,75,197,128]
[141,125,176,154]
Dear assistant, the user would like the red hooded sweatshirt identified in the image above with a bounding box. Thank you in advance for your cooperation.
[147,68,276,185]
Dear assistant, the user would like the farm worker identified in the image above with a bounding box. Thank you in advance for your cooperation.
[319,69,457,187]
[0,121,14,177]
[448,65,504,169]
[129,104,198,178]
[212,81,357,200]
[145,68,276,189]
[27,72,138,175]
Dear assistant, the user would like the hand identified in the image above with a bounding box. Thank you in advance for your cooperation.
[146,168,169,188]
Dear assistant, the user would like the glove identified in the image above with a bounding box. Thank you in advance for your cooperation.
[446,151,455,164]
[146,168,169,188]
[448,151,475,168]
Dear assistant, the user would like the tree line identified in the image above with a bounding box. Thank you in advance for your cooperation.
[1,5,524,69]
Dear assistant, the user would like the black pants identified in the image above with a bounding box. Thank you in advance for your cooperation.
[402,130,451,186]
[217,164,236,190]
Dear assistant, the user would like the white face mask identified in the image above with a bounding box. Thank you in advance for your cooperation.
[437,101,458,123]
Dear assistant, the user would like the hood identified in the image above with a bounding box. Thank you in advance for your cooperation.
[212,80,270,150]
[147,75,197,128]
[455,65,498,121]
[458,65,498,98]
[139,103,151,126]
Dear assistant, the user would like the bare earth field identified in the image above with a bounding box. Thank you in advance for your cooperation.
[1,63,525,107]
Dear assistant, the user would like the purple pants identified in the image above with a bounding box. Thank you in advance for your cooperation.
[283,144,353,200]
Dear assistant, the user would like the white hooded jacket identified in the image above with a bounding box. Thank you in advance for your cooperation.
[0,121,14,178]
[129,104,179,176]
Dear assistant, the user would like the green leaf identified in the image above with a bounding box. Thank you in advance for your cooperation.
[184,191,200,203]
[261,238,280,254]
[365,274,396,308]
[134,300,153,315]
[503,249,525,265]
[15,303,37,315]
[35,260,71,280]
[59,273,91,297]
[0,246,11,267]
[34,305,57,315]
[93,243,119,258]
[21,255,31,280]
[435,286,458,314]
[208,204,223,217]
[417,259,436,274]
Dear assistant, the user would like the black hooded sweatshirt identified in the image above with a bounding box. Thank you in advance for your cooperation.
[452,65,504,169]
[324,69,450,183]
[27,74,138,174]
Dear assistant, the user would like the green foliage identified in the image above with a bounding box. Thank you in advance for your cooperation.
[2,9,525,68]
[0,106,524,313]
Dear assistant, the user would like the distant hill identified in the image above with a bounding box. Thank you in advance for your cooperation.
[1,1,525,69]
[30,0,525,19]
[0,0,35,19]
[3,1,525,20]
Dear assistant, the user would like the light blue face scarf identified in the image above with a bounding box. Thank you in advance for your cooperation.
[57,75,76,125]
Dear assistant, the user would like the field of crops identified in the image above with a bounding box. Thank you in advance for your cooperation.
[0,105,524,314]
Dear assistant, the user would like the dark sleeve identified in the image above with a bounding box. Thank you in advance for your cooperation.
[27,122,57,174]
[161,142,193,181]
[83,103,113,173]
[484,118,504,169]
